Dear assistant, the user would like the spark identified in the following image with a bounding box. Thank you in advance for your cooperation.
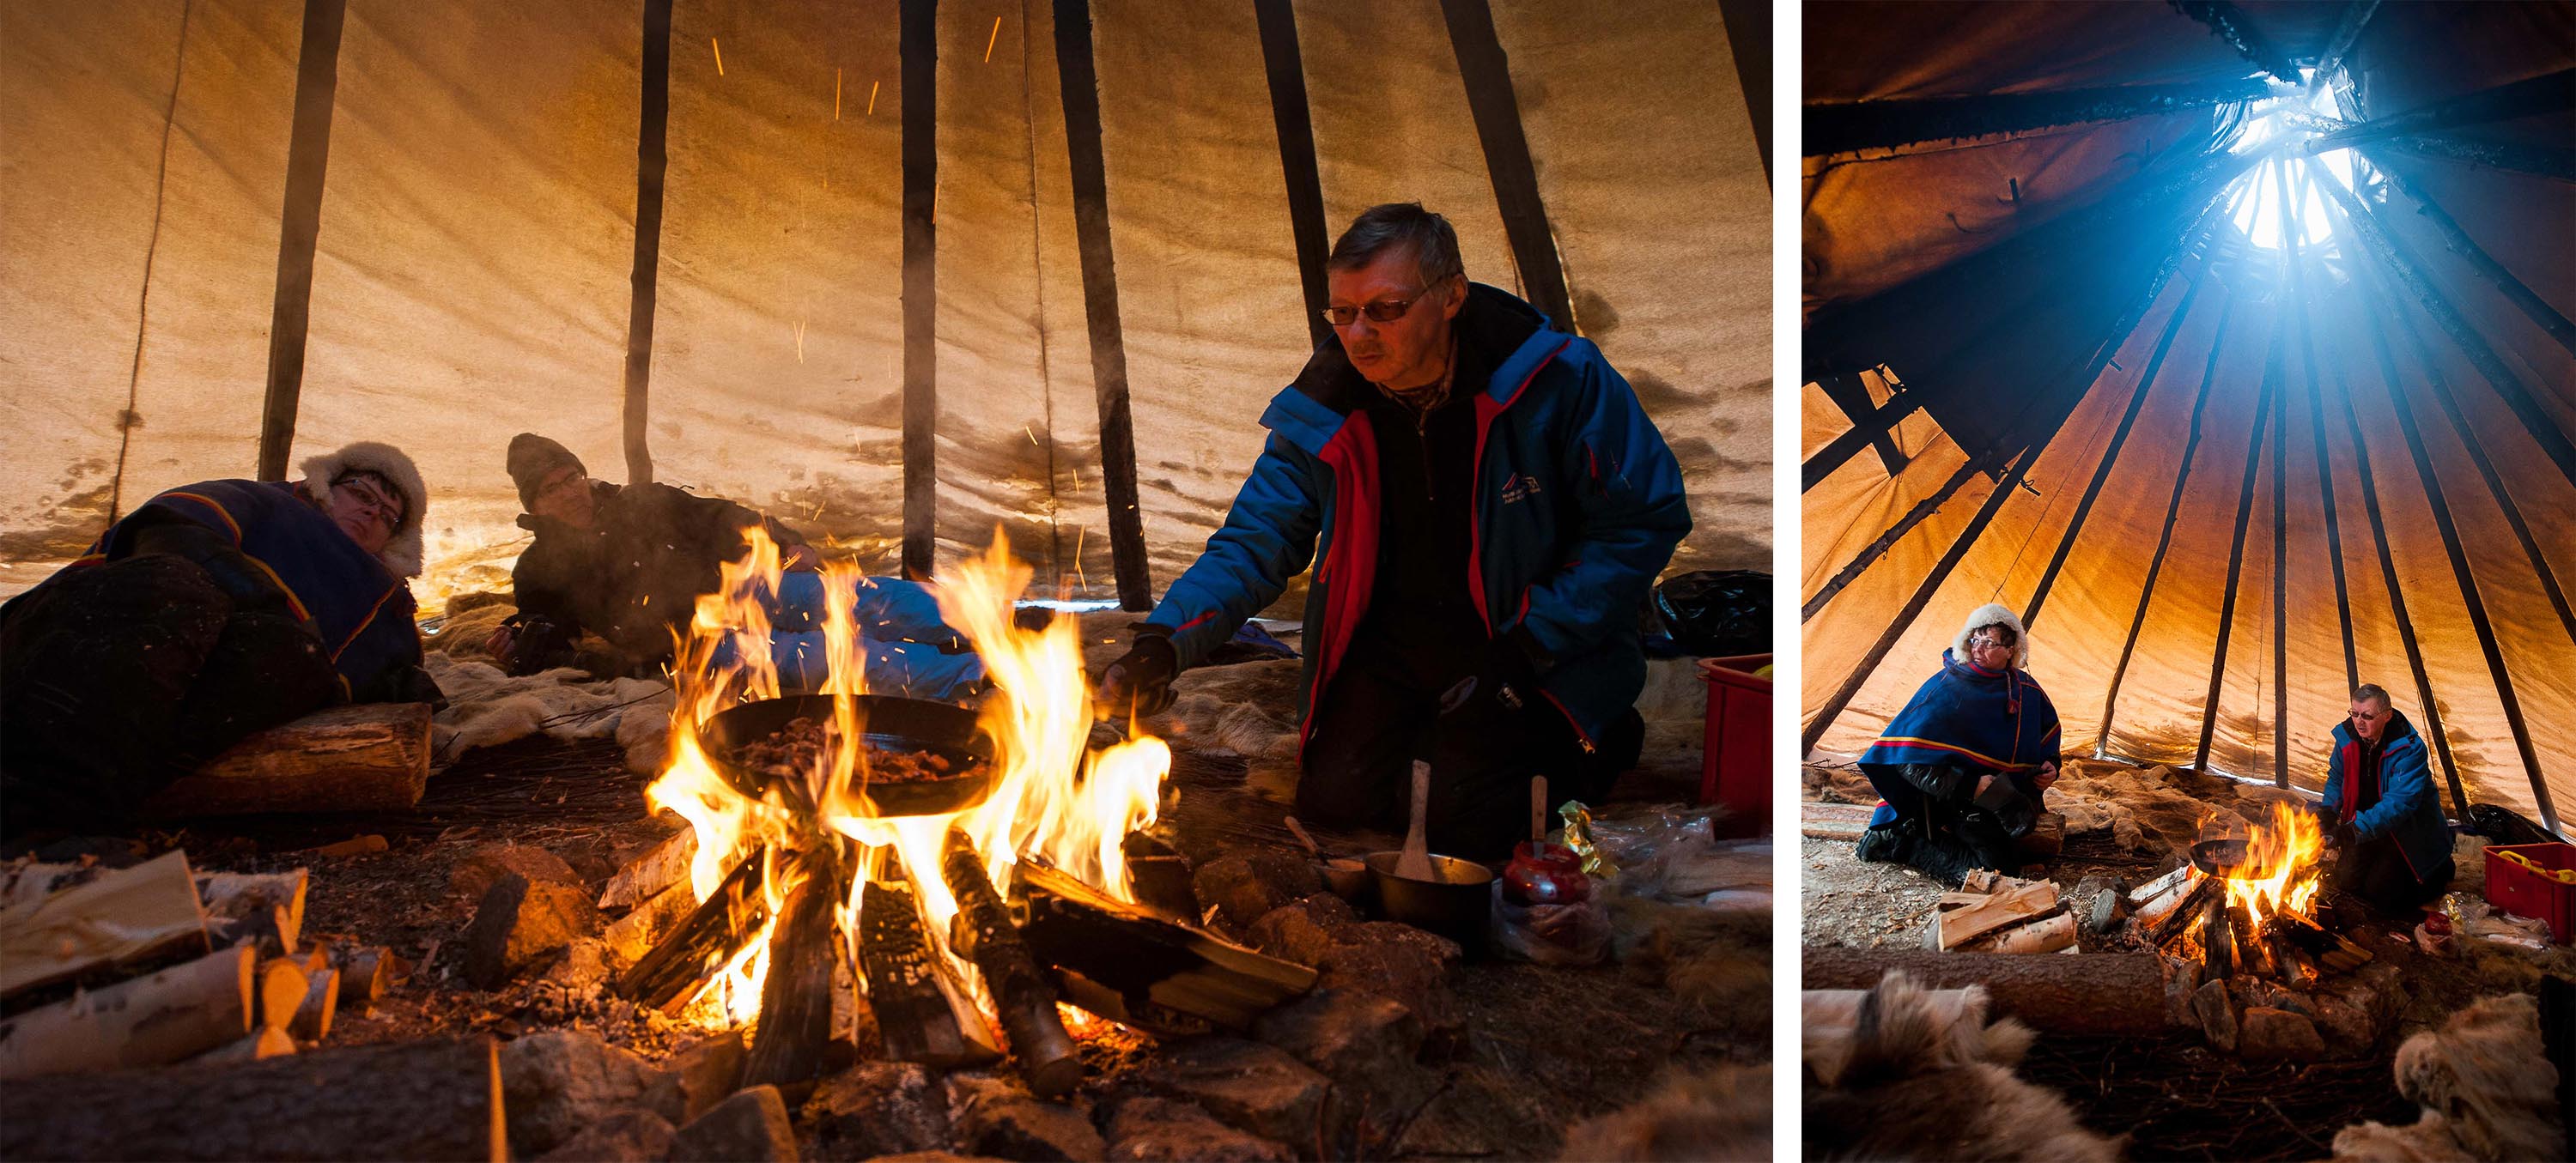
[712,38,724,76]
[1027,425,1040,446]
[985,18,1000,63]
[1073,526,1087,593]
[867,80,879,116]
[796,318,807,362]
[835,68,842,120]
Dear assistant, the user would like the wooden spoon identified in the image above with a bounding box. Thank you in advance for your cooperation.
[1283,816,1321,857]
[1531,776,1548,844]
[1397,760,1434,881]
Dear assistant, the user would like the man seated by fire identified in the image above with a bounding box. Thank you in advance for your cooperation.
[1095,203,1689,860]
[484,434,984,700]
[1,442,442,831]
[1850,603,2062,886]
[2316,683,2452,916]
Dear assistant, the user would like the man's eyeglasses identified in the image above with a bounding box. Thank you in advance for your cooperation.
[1321,290,1427,329]
[335,475,404,530]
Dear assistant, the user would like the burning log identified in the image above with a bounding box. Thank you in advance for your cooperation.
[604,881,697,967]
[2140,874,2215,949]
[2265,912,2373,972]
[1013,862,1316,1033]
[2128,863,2194,906]
[599,830,697,912]
[854,879,992,1069]
[143,702,432,818]
[0,850,210,1000]
[739,852,843,1094]
[197,869,308,955]
[1121,831,1200,920]
[2202,897,2233,981]
[1801,948,2177,1036]
[942,830,1080,1099]
[0,946,254,1080]
[2228,901,2266,978]
[0,1036,506,1161]
[615,855,768,1014]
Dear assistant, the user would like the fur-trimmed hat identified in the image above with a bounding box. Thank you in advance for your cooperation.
[301,441,428,578]
[507,433,586,512]
[1952,603,2030,672]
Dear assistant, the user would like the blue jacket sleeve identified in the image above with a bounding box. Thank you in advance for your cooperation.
[1145,433,1325,669]
[1515,354,1692,664]
[2352,739,2433,841]
[2318,742,2345,821]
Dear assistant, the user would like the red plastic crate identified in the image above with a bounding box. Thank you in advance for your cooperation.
[1699,655,1771,839]
[2483,841,2576,943]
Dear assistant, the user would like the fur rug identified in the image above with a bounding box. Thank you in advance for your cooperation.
[1802,972,2122,1161]
[1558,1063,1771,1162]
[425,653,673,772]
[2331,993,2565,1162]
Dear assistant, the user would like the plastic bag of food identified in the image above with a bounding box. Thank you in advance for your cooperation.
[1489,880,1611,965]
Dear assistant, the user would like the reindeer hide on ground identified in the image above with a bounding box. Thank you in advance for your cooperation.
[2331,992,2564,1163]
[423,654,673,771]
[1558,1063,1771,1162]
[1802,972,2120,1162]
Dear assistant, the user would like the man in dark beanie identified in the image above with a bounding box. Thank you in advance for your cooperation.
[492,434,982,700]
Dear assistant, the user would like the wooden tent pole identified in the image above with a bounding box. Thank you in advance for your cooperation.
[2329,280,2474,823]
[2305,1,2381,94]
[2283,163,2360,694]
[1252,0,1333,353]
[1053,0,1152,610]
[256,0,348,482]
[2099,306,2237,753]
[2305,68,2576,152]
[1815,373,1908,476]
[2192,305,2283,774]
[2370,134,2574,185]
[620,0,672,488]
[2021,260,2212,631]
[2171,1,2302,84]
[1802,392,1924,491]
[900,0,939,581]
[1438,0,1575,330]
[1800,457,1990,623]
[2359,147,2576,360]
[1713,0,1771,179]
[2313,167,2576,491]
[1805,78,2272,160]
[2327,198,2562,834]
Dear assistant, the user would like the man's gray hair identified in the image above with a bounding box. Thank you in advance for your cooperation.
[1326,203,1464,288]
[2354,683,2391,708]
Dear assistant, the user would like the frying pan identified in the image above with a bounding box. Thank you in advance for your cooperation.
[2189,838,2251,879]
[699,693,996,817]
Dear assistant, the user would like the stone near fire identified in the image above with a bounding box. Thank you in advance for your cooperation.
[1104,1096,1295,1162]
[670,1084,799,1162]
[1314,923,1463,1037]
[1246,894,1360,967]
[1193,851,1324,932]
[2239,1007,2327,1061]
[2308,992,2376,1057]
[950,1073,1106,1161]
[668,1029,749,1121]
[500,1028,686,1157]
[2191,979,2238,1054]
[1251,988,1432,1121]
[450,842,582,901]
[533,1108,677,1163]
[805,1060,949,1159]
[542,936,614,998]
[465,873,602,989]
[1133,1037,1353,1161]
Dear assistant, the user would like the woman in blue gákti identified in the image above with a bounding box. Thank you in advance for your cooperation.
[1850,603,2063,886]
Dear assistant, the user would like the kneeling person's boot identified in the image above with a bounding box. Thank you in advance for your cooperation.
[1855,816,1919,864]
[1904,828,1986,888]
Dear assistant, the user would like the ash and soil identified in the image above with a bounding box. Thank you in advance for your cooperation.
[61,610,1763,1160]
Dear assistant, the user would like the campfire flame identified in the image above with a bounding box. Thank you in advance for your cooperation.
[2221,801,2326,922]
[641,527,1169,1025]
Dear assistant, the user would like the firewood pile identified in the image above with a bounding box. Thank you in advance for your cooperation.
[1932,869,2078,954]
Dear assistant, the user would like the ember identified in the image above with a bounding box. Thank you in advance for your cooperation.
[727,717,980,785]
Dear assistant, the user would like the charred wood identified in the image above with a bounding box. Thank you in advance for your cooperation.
[943,830,1080,1099]
[1013,861,1315,1034]
[614,855,767,1014]
[739,853,841,1096]
[854,879,987,1068]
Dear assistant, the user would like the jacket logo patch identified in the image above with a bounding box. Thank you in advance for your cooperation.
[1499,474,1543,505]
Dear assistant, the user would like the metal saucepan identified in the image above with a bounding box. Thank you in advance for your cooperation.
[699,693,996,817]
[1365,851,1496,954]
[2189,838,2251,879]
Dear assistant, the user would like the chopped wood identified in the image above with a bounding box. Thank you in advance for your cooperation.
[1801,800,1880,841]
[2017,812,2065,858]
[307,835,388,858]
[599,829,697,912]
[1962,911,2078,954]
[196,869,307,956]
[0,850,210,999]
[330,947,392,1005]
[1938,881,2059,950]
[191,1027,295,1064]
[739,854,841,1095]
[1802,947,2178,1036]
[1120,831,1199,920]
[854,878,990,1069]
[291,968,339,1042]
[255,958,308,1033]
[1013,861,1315,1033]
[2140,875,2215,948]
[615,856,767,1014]
[943,830,1079,1099]
[2129,863,2195,905]
[144,702,432,818]
[0,1036,506,1161]
[1960,869,2003,894]
[604,880,697,968]
[0,946,253,1080]
[0,862,97,909]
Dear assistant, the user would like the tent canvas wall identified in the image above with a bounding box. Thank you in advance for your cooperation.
[1801,1,2574,834]
[1,0,1769,614]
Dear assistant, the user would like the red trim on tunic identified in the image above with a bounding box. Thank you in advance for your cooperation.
[1300,413,1382,754]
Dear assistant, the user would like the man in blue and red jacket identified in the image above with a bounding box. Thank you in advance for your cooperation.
[2318,683,2453,914]
[1097,203,1691,858]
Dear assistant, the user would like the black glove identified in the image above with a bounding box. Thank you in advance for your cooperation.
[1097,631,1178,718]
[498,612,579,676]
[2327,821,2360,851]
[1969,774,2038,839]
